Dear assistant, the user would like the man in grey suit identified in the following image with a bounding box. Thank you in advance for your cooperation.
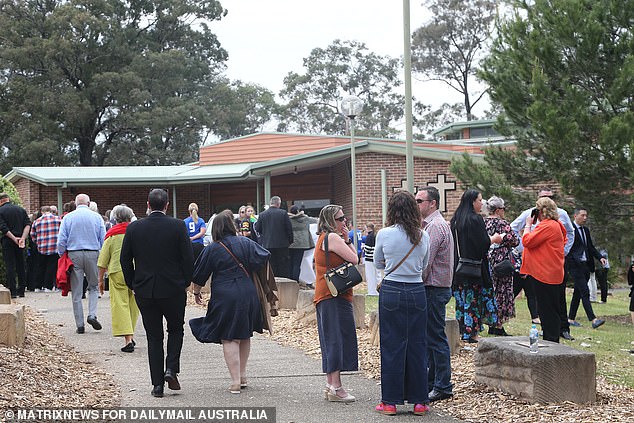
[254,196,293,278]
[121,189,194,398]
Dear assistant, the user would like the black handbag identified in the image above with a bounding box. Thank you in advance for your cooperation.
[493,258,514,277]
[454,228,482,278]
[323,233,363,297]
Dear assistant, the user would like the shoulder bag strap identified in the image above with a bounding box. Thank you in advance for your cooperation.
[384,238,418,280]
[218,241,251,279]
[454,228,462,259]
[323,232,331,270]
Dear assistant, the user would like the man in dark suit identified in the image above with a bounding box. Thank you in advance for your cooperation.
[566,207,606,329]
[120,189,194,398]
[0,193,30,298]
[254,196,293,278]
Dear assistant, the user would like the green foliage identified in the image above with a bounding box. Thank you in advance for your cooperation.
[452,0,634,257]
[0,0,229,170]
[411,0,497,120]
[276,40,412,138]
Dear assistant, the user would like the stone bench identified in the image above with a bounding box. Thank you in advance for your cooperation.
[276,277,299,310]
[0,304,26,347]
[474,336,596,404]
[295,291,366,328]
[0,286,11,304]
[368,312,460,355]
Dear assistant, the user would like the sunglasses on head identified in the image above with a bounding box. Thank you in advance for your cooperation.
[335,215,346,222]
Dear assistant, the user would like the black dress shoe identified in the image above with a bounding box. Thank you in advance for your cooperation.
[121,342,134,353]
[465,337,478,344]
[76,326,85,334]
[87,316,102,330]
[151,385,164,397]
[560,331,574,341]
[428,389,453,402]
[164,369,181,390]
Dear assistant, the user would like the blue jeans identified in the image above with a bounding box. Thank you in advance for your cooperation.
[379,280,428,405]
[425,286,453,394]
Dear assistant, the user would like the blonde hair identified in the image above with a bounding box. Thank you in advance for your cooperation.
[317,204,342,234]
[535,197,559,220]
[188,203,199,221]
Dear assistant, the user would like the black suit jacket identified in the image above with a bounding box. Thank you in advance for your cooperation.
[120,211,194,299]
[254,206,293,249]
[566,224,602,272]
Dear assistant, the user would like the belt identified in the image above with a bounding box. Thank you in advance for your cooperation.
[69,249,98,252]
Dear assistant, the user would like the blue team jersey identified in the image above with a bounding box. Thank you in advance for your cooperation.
[184,217,206,244]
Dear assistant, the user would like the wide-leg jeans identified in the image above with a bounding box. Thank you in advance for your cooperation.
[425,286,453,395]
[379,280,428,405]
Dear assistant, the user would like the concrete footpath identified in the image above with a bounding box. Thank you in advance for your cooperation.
[17,292,459,423]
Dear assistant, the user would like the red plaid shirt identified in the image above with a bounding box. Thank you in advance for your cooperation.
[30,213,62,255]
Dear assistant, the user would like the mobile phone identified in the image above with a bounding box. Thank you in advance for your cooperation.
[530,208,539,221]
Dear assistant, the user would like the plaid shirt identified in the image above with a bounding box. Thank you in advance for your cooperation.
[422,210,454,288]
[30,213,62,255]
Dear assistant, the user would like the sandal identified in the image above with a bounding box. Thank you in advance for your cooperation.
[240,377,248,389]
[228,383,241,394]
[326,385,355,402]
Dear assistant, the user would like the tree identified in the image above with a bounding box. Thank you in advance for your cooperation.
[0,0,229,170]
[411,0,497,120]
[454,0,634,257]
[276,40,410,138]
[206,79,278,141]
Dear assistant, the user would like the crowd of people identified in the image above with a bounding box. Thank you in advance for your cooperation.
[0,185,630,412]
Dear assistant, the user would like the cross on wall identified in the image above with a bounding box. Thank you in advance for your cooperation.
[392,174,456,213]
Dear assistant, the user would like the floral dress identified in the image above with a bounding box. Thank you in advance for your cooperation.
[485,216,519,324]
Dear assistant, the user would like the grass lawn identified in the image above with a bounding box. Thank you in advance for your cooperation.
[360,285,634,388]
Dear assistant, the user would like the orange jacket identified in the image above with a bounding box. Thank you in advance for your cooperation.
[520,219,566,284]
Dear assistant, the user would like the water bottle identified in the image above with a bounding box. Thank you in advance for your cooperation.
[529,324,539,353]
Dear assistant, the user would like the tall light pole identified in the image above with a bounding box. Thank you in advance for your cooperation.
[403,0,414,193]
[341,95,363,249]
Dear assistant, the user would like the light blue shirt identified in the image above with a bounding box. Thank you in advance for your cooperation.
[57,205,106,254]
[374,224,430,283]
[511,207,574,255]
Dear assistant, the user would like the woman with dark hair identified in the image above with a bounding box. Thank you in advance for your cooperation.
[189,210,270,394]
[520,197,566,342]
[314,204,359,402]
[451,189,502,343]
[373,191,430,416]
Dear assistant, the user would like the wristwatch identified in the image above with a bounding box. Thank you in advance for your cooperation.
[345,239,353,245]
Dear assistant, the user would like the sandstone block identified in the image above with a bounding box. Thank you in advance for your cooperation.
[276,278,299,310]
[0,286,11,304]
[445,318,460,355]
[0,304,26,347]
[474,336,596,404]
[352,294,366,328]
[295,290,316,326]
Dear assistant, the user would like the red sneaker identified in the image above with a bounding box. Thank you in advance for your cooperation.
[375,402,397,415]
[413,404,429,415]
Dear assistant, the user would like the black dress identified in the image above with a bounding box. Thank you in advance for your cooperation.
[189,235,270,344]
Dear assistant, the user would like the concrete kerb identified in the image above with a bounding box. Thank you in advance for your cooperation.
[17,292,458,422]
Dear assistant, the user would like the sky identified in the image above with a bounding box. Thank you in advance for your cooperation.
[211,1,465,111]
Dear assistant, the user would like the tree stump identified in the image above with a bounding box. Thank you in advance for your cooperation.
[276,278,299,310]
[0,286,11,304]
[0,304,26,347]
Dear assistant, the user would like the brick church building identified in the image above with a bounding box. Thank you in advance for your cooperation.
[5,120,506,226]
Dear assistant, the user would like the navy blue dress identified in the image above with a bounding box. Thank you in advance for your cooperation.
[189,235,270,344]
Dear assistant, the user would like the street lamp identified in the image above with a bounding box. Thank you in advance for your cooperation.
[341,95,363,251]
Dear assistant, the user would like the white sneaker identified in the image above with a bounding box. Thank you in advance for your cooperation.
[34,288,42,293]
[43,288,52,293]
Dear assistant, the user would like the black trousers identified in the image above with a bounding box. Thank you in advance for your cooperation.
[1,238,26,296]
[289,248,305,282]
[269,247,290,279]
[567,260,596,321]
[595,268,609,302]
[135,292,187,386]
[513,272,539,320]
[531,276,561,343]
[40,254,59,290]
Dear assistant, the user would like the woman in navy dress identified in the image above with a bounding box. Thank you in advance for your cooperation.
[189,210,270,394]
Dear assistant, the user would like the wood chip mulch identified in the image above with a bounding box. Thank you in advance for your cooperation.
[0,307,120,410]
[267,308,634,423]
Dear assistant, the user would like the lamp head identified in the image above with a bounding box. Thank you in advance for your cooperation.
[341,95,363,118]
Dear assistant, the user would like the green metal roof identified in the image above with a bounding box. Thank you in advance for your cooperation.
[432,119,498,136]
